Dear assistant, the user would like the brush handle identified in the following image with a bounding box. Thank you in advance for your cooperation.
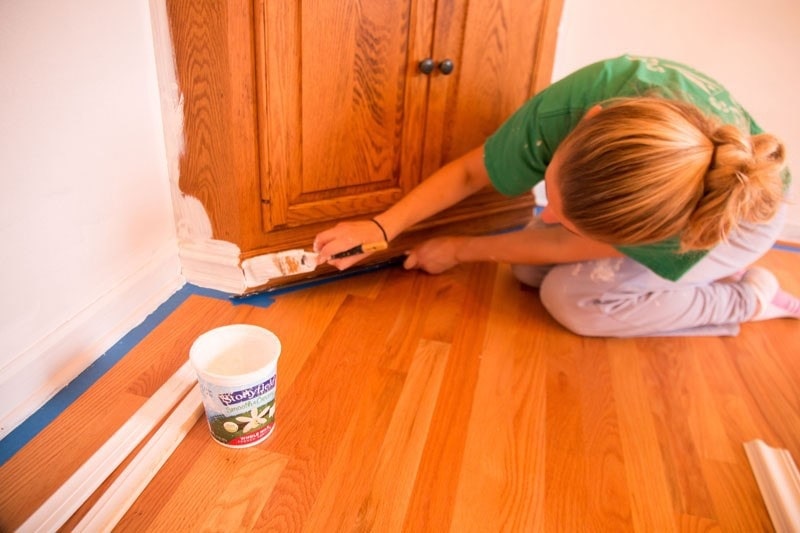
[330,241,388,259]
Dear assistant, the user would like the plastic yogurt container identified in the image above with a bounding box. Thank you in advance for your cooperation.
[189,324,281,448]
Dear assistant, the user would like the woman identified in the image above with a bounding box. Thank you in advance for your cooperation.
[313,55,797,337]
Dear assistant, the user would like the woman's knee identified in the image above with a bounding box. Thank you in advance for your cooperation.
[539,266,611,337]
[540,268,585,334]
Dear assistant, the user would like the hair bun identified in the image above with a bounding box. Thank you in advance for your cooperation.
[710,124,752,176]
[684,127,786,249]
[751,132,785,165]
[553,97,786,252]
[708,126,785,188]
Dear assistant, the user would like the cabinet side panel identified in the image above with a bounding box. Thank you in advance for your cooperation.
[530,0,564,95]
[167,0,261,246]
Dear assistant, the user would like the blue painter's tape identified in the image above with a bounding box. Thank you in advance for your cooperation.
[773,242,800,253]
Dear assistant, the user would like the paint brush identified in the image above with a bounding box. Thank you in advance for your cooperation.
[241,241,388,287]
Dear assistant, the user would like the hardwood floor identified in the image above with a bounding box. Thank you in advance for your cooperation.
[1,249,798,531]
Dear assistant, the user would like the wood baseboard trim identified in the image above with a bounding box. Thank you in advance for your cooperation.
[743,439,800,532]
[178,239,246,294]
[18,363,197,532]
[75,384,204,531]
[0,246,184,440]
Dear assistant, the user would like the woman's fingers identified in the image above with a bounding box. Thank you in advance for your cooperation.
[403,237,462,274]
[313,219,389,269]
[403,251,418,270]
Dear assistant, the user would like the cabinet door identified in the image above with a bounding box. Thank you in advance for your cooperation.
[168,0,561,276]
[423,0,562,179]
[257,0,435,234]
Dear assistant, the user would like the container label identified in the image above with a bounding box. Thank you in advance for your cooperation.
[218,375,277,407]
[198,373,277,447]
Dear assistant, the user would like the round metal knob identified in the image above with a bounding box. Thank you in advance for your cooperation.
[418,58,435,75]
[438,59,454,75]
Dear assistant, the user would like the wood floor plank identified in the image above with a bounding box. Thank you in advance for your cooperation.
[544,333,591,531]
[142,441,289,531]
[201,451,288,531]
[575,338,635,531]
[324,339,450,532]
[701,458,774,531]
[723,332,800,452]
[682,340,740,464]
[367,267,447,372]
[608,340,679,532]
[252,292,401,529]
[403,262,498,532]
[675,512,721,532]
[637,337,718,520]
[451,266,548,532]
[300,365,405,531]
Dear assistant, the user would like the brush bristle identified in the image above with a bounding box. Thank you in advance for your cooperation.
[241,249,318,287]
[275,254,301,275]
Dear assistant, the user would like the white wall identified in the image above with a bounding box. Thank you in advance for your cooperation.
[0,1,183,438]
[550,0,800,242]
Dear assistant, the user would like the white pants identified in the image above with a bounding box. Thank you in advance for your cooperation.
[511,205,788,337]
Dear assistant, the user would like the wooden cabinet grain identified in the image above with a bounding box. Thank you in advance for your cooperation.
[166,0,562,291]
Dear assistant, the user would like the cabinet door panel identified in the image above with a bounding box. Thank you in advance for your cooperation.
[259,0,430,231]
[423,0,556,177]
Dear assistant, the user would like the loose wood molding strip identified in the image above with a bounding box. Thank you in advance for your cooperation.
[743,439,800,533]
[17,361,197,533]
[74,384,204,532]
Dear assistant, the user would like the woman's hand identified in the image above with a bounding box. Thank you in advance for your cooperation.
[314,219,387,270]
[403,236,466,274]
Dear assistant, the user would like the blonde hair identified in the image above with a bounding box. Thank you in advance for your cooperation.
[557,97,786,251]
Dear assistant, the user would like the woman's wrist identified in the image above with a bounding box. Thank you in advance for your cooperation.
[454,235,502,264]
[371,215,395,242]
[370,218,388,242]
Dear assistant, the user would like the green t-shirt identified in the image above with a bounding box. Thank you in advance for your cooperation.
[484,54,790,281]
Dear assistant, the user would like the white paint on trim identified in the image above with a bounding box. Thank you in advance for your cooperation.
[148,0,213,244]
[74,385,203,532]
[18,363,197,532]
[744,439,800,532]
[148,0,249,294]
[179,240,246,294]
[0,242,184,440]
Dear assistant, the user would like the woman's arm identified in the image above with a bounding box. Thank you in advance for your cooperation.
[374,145,491,240]
[314,145,491,267]
[404,223,622,273]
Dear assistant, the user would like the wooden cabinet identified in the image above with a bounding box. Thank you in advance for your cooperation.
[166,0,562,291]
